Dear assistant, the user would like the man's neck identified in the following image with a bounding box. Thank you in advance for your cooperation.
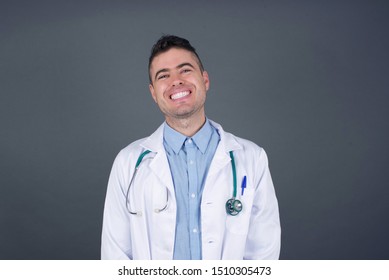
[165,116,206,137]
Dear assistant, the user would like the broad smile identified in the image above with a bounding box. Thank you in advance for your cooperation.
[170,90,191,100]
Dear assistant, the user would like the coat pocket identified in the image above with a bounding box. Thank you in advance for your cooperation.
[225,188,255,235]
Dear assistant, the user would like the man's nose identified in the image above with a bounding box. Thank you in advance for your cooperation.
[171,73,184,86]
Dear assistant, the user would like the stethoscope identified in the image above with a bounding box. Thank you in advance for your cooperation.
[126,150,243,216]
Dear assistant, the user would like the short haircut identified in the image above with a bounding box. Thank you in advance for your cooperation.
[148,35,205,83]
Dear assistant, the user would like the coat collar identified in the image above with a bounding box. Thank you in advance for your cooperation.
[140,123,165,152]
[139,119,243,179]
[140,119,242,154]
[209,119,242,153]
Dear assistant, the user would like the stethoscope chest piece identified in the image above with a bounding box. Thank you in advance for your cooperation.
[225,198,243,216]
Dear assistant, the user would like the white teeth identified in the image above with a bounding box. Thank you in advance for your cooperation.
[171,91,190,100]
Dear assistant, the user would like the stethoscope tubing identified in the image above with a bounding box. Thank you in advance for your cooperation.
[126,149,242,216]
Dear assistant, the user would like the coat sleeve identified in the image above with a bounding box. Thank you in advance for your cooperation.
[244,148,281,259]
[101,151,133,260]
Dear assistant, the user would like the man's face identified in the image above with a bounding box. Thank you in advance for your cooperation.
[149,48,210,124]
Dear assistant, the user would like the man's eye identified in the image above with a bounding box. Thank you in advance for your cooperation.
[157,74,168,80]
[182,69,191,73]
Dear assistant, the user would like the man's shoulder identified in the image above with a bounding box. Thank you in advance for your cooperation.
[227,131,264,154]
[210,119,265,154]
[110,137,147,166]
[120,137,148,154]
[116,123,165,159]
[222,131,271,179]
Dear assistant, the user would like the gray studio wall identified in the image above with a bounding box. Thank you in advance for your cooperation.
[1,0,388,259]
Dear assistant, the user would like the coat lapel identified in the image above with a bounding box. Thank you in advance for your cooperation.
[140,124,175,194]
[207,120,242,176]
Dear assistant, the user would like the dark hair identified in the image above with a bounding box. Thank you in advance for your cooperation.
[148,35,204,83]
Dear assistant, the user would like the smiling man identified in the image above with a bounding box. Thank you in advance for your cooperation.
[149,47,209,136]
[101,35,281,260]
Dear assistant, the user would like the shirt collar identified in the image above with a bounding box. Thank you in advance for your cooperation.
[192,119,213,154]
[163,119,214,155]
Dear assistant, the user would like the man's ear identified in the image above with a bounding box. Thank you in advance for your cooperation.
[149,84,157,103]
[203,71,210,91]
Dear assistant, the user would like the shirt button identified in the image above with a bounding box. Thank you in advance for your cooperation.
[191,193,196,198]
[192,228,198,233]
[189,160,194,165]
[188,139,193,144]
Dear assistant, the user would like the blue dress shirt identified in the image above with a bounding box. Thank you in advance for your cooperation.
[163,120,220,260]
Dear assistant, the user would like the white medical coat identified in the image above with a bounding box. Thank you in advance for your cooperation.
[101,120,281,259]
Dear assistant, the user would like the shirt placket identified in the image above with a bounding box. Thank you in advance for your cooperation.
[185,138,201,260]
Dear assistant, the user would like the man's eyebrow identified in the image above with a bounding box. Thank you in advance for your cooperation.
[154,63,196,81]
[177,62,195,69]
[154,68,169,81]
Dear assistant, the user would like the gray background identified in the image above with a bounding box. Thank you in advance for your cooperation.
[1,0,388,259]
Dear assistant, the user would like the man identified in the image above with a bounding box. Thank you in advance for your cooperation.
[101,35,281,260]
